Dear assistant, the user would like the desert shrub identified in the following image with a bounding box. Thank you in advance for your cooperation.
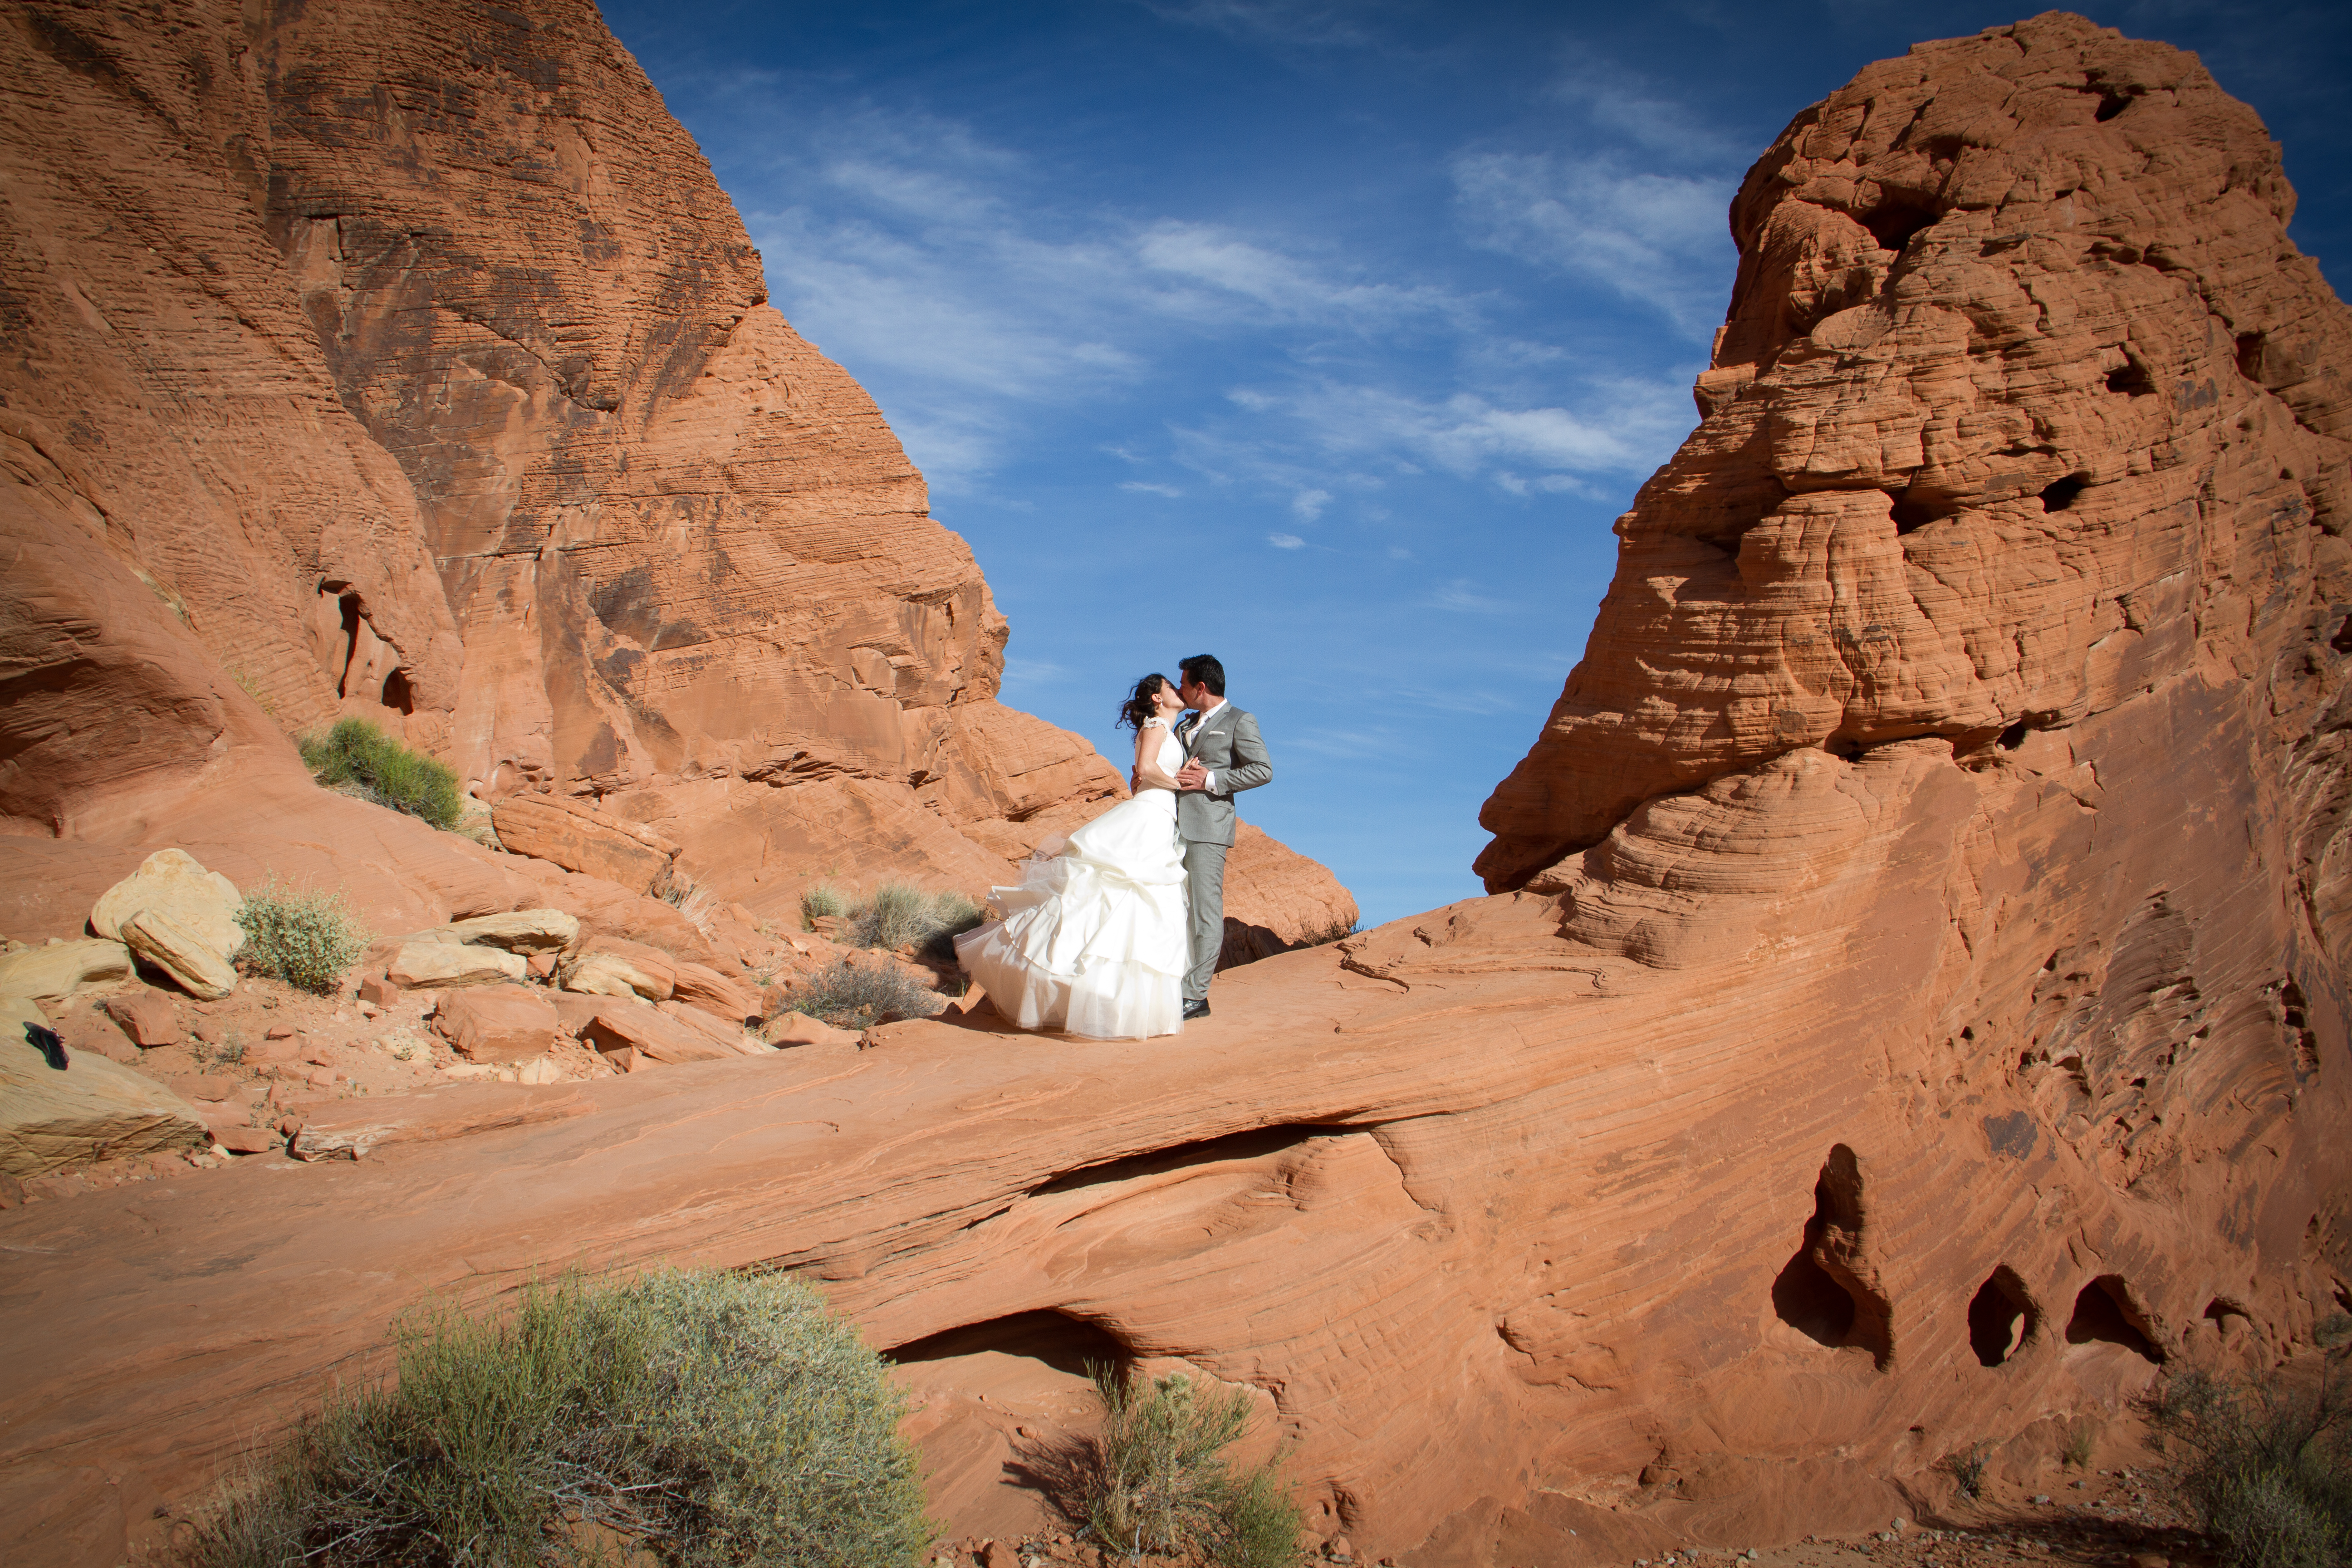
[299,719,463,831]
[1937,1445,1988,1499]
[1082,1365,1303,1568]
[2142,1316,2352,1568]
[787,960,941,1031]
[2063,1423,2097,1469]
[180,1268,931,1568]
[848,882,985,959]
[235,881,371,997]
[800,882,848,926]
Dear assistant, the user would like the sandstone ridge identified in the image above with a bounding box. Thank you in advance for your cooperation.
[0,0,1351,949]
[3,12,2348,1568]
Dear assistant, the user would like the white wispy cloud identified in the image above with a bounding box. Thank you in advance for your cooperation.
[1290,488,1331,520]
[1268,532,1307,549]
[1122,480,1185,497]
[1432,578,1517,614]
[1453,151,1735,338]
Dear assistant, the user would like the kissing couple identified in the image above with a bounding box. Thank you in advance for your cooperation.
[956,654,1271,1039]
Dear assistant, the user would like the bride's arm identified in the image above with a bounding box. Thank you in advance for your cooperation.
[1132,722,1181,792]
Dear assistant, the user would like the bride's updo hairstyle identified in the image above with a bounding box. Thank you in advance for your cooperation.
[1117,673,1175,731]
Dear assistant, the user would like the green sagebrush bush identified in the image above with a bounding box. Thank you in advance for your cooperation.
[1082,1365,1302,1568]
[2143,1315,2352,1568]
[786,960,941,1031]
[181,1269,932,1568]
[235,881,371,997]
[299,719,464,831]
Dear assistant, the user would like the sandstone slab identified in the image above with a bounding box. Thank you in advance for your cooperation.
[577,1001,738,1069]
[383,942,527,990]
[88,849,244,961]
[439,908,581,954]
[288,1083,594,1162]
[763,1011,863,1048]
[491,797,677,895]
[0,940,134,1007]
[0,998,208,1177]
[122,908,237,1001]
[671,961,753,1024]
[99,989,179,1048]
[559,936,676,1002]
[432,985,561,1064]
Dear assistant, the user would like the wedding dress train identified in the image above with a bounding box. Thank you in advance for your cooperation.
[954,722,1188,1039]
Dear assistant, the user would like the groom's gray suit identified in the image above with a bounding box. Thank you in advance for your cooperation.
[1174,703,1273,1004]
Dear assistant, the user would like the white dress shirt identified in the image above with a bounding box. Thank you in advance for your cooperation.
[1183,699,1225,791]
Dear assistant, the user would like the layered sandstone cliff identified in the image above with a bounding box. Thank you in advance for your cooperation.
[0,0,1352,942]
[1,13,2346,1568]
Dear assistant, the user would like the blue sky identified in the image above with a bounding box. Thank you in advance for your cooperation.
[598,0,2351,927]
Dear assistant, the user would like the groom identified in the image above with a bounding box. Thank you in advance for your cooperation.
[1172,654,1272,1019]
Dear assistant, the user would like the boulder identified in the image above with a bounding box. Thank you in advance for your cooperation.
[212,1127,279,1155]
[356,976,402,1006]
[383,941,527,990]
[558,936,676,1002]
[655,1000,768,1055]
[490,796,678,895]
[671,960,753,1023]
[432,985,561,1063]
[0,997,209,1176]
[99,988,179,1047]
[762,1010,862,1048]
[121,907,237,1000]
[438,908,581,953]
[88,848,245,960]
[577,1000,738,1069]
[0,939,134,1006]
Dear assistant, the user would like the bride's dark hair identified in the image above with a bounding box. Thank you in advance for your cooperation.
[1117,673,1175,731]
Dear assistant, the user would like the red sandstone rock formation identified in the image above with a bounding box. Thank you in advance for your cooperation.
[0,0,1350,946]
[2,13,2345,1568]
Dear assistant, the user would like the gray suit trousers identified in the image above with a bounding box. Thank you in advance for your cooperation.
[1181,837,1227,1002]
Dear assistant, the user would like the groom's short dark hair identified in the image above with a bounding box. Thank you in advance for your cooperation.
[1179,655,1225,697]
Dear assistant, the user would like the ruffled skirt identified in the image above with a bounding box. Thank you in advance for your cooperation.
[955,792,1187,1040]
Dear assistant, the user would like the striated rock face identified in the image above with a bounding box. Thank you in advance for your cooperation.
[0,0,1348,950]
[1477,10,2352,895]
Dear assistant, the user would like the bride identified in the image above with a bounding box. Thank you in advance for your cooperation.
[955,674,1191,1039]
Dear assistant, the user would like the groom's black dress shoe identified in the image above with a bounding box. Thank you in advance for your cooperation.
[1182,999,1211,1021]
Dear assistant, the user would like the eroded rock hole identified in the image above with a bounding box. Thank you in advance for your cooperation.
[1770,1144,1894,1368]
[886,1308,1132,1378]
[2106,357,2156,397]
[2235,332,2267,382]
[2331,617,2352,654]
[1862,200,1939,255]
[2040,475,2089,512]
[381,667,414,715]
[2202,1298,2251,1333]
[1998,720,2031,750]
[1887,489,1955,534]
[2064,1275,2165,1362]
[1968,1266,2040,1366]
[2093,88,2137,122]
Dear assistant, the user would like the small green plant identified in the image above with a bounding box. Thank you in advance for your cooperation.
[235,881,371,997]
[298,718,464,831]
[1938,1445,1989,1499]
[180,1268,931,1568]
[1081,1364,1303,1568]
[2141,1315,2352,1568]
[2063,1422,2097,1469]
[786,960,941,1031]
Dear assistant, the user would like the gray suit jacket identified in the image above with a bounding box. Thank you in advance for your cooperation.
[1174,703,1271,846]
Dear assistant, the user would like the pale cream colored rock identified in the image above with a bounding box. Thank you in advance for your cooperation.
[88,848,245,959]
[558,936,676,1002]
[383,941,527,990]
[0,939,133,1006]
[762,1010,862,1048]
[121,908,238,1001]
[438,908,580,953]
[0,997,208,1176]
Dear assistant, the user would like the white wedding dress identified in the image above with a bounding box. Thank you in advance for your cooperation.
[955,720,1188,1039]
